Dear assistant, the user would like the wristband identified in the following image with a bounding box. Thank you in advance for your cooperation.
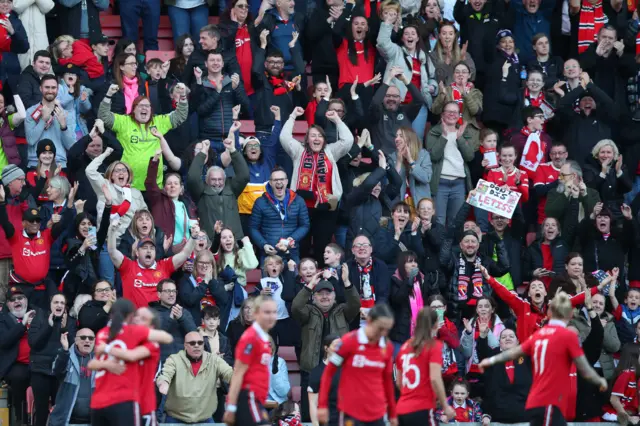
[226,404,237,413]
[409,161,416,167]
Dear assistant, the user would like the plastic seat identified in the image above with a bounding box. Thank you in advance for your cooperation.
[246,269,262,285]
[145,50,176,62]
[291,386,302,403]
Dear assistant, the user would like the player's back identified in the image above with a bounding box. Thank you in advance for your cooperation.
[396,339,443,415]
[521,322,584,411]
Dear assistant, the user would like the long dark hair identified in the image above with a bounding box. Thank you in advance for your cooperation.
[368,303,394,321]
[397,250,419,281]
[108,299,136,342]
[474,295,497,328]
[613,344,640,383]
[113,53,139,89]
[113,38,136,59]
[411,307,436,354]
[346,17,370,66]
[172,34,193,77]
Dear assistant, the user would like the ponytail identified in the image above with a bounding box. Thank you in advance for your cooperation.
[108,299,135,342]
[411,307,437,355]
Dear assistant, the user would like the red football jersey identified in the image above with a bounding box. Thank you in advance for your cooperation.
[119,257,176,308]
[91,324,151,409]
[533,162,560,225]
[395,339,443,414]
[138,341,161,415]
[10,229,54,283]
[319,327,397,422]
[235,322,272,404]
[603,370,639,417]
[520,321,584,413]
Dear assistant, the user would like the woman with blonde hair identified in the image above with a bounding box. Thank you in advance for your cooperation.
[583,139,631,220]
[389,126,432,210]
[428,21,475,85]
[86,149,147,283]
[180,249,229,325]
[51,35,106,84]
[117,209,172,261]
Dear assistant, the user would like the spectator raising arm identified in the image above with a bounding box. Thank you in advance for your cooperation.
[0,184,15,239]
[107,217,125,269]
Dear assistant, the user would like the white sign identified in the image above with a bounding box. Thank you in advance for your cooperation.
[467,179,521,219]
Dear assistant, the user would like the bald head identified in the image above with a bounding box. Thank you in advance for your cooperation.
[184,331,204,358]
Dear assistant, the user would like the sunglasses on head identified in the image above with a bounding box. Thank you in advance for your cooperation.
[186,340,204,346]
[77,335,95,341]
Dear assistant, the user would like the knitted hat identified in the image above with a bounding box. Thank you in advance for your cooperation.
[460,229,480,242]
[37,139,56,157]
[496,29,514,45]
[1,164,25,185]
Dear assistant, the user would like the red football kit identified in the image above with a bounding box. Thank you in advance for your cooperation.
[235,322,272,404]
[603,369,640,420]
[319,327,397,422]
[486,167,530,203]
[9,229,54,283]
[533,162,560,225]
[139,341,161,416]
[119,257,176,308]
[395,339,443,414]
[520,320,584,416]
[91,324,151,410]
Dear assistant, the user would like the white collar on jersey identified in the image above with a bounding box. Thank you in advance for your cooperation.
[357,326,386,348]
[252,322,270,342]
[453,400,467,409]
[137,260,157,270]
[548,319,568,327]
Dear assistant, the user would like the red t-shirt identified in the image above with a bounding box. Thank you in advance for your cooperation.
[486,167,530,203]
[533,162,560,225]
[235,25,254,96]
[395,339,443,414]
[603,370,640,417]
[16,329,30,364]
[336,40,375,89]
[319,327,397,422]
[520,321,584,414]
[91,324,151,409]
[118,257,176,308]
[10,229,54,284]
[138,341,160,415]
[235,322,272,404]
[403,57,421,104]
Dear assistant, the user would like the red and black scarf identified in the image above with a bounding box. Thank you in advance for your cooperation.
[267,74,295,96]
[523,88,545,107]
[578,0,605,53]
[297,149,330,204]
[451,83,473,125]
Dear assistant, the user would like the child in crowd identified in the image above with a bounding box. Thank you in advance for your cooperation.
[486,143,530,202]
[272,401,302,426]
[145,58,167,112]
[322,243,346,303]
[305,81,330,126]
[470,128,499,184]
[438,379,483,423]
[602,344,640,423]
[610,287,640,345]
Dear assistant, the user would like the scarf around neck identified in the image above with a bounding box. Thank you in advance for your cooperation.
[266,183,290,221]
[122,76,139,114]
[523,88,544,107]
[297,149,330,205]
[358,258,375,308]
[451,83,473,125]
[578,0,605,53]
[520,127,544,172]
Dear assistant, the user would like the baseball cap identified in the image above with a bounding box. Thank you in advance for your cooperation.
[137,237,156,248]
[23,208,41,222]
[314,280,335,293]
[6,286,25,300]
[90,33,115,46]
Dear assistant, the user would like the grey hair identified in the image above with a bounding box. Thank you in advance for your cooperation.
[207,166,225,179]
[566,160,582,178]
[49,175,71,199]
[591,139,619,161]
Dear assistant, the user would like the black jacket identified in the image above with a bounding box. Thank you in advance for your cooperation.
[66,133,122,218]
[556,83,618,167]
[181,46,241,88]
[482,55,524,126]
[178,275,229,325]
[583,155,632,219]
[306,4,340,75]
[251,45,307,132]
[346,257,390,329]
[28,308,67,375]
[109,80,149,115]
[389,273,438,343]
[15,66,43,137]
[484,205,527,286]
[77,300,109,334]
[148,301,197,363]
[57,0,104,40]
[477,336,532,423]
[315,98,364,143]
[575,314,605,421]
[579,43,628,116]
[0,306,29,380]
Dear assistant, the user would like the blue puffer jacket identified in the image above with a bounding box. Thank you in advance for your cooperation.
[193,76,251,147]
[249,186,310,261]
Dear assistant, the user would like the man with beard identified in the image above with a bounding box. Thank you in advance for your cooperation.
[107,219,198,308]
[49,328,103,426]
[24,75,76,168]
[157,330,233,424]
[0,287,36,426]
[188,139,249,241]
[546,160,601,226]
[370,66,424,156]
[249,166,310,263]
[556,73,618,166]
[533,142,568,226]
[440,227,509,321]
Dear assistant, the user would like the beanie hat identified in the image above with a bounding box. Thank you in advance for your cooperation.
[1,164,25,186]
[496,29,514,45]
[37,139,56,157]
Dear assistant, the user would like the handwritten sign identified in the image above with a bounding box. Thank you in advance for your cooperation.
[467,179,521,219]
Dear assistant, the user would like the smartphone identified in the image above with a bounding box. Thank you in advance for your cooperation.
[88,226,97,239]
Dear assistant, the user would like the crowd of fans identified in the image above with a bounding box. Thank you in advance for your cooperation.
[1,0,640,423]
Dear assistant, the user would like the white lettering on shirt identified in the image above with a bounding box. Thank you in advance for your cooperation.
[352,354,385,369]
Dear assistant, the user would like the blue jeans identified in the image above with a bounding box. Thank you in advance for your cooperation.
[165,415,214,424]
[625,175,640,205]
[119,0,161,52]
[167,4,209,44]
[98,242,115,285]
[334,224,347,249]
[411,105,429,143]
[435,178,466,227]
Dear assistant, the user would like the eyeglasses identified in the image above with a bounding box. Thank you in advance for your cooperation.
[443,110,459,115]
[533,114,545,119]
[113,167,128,173]
[329,109,345,114]
[560,173,574,178]
[9,295,26,302]
[124,62,137,67]
[384,94,400,99]
[196,261,213,266]
[267,60,284,66]
[353,243,371,248]
[245,143,260,149]
[77,335,95,341]
[431,305,445,309]
[235,3,249,8]
[136,104,152,109]
[95,287,112,293]
[161,289,177,294]
[186,340,204,346]
[271,178,287,183]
